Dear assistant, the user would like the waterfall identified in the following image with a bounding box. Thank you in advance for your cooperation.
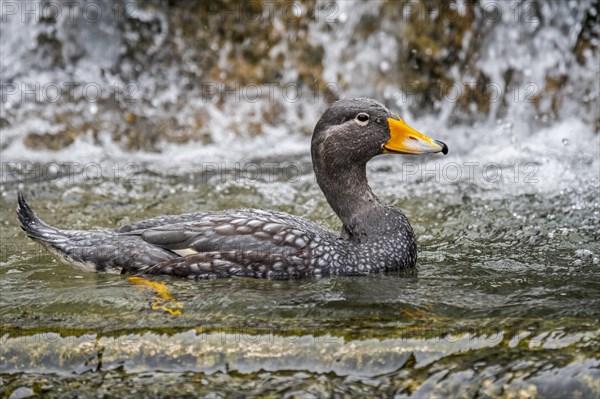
[0,0,597,179]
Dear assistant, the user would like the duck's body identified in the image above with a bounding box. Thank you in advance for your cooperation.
[18,98,447,279]
[17,199,414,278]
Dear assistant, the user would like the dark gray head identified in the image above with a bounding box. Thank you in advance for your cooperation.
[312,97,448,168]
[310,98,449,231]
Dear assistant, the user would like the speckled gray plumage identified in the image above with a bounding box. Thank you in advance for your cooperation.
[18,98,423,279]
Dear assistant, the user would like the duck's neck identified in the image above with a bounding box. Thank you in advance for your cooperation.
[314,161,382,232]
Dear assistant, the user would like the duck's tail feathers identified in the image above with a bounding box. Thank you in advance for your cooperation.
[17,192,65,244]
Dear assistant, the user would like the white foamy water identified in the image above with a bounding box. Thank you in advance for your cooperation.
[1,0,596,199]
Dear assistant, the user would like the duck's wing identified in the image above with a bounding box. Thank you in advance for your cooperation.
[120,209,337,279]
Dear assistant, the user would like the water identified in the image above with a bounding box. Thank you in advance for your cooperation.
[1,1,599,397]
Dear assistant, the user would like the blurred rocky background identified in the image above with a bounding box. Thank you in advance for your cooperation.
[0,0,598,152]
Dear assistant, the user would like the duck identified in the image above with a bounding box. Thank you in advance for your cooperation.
[17,98,448,279]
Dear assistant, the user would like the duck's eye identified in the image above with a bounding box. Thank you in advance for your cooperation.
[355,113,370,126]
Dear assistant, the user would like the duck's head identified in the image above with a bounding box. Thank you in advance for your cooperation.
[312,98,448,167]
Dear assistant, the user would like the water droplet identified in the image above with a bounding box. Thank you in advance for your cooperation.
[562,138,569,146]
[47,164,59,174]
[379,61,390,72]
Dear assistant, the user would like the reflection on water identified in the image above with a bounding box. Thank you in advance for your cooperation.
[2,327,598,397]
[1,158,599,396]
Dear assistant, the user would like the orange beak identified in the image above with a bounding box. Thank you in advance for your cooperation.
[383,117,448,155]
